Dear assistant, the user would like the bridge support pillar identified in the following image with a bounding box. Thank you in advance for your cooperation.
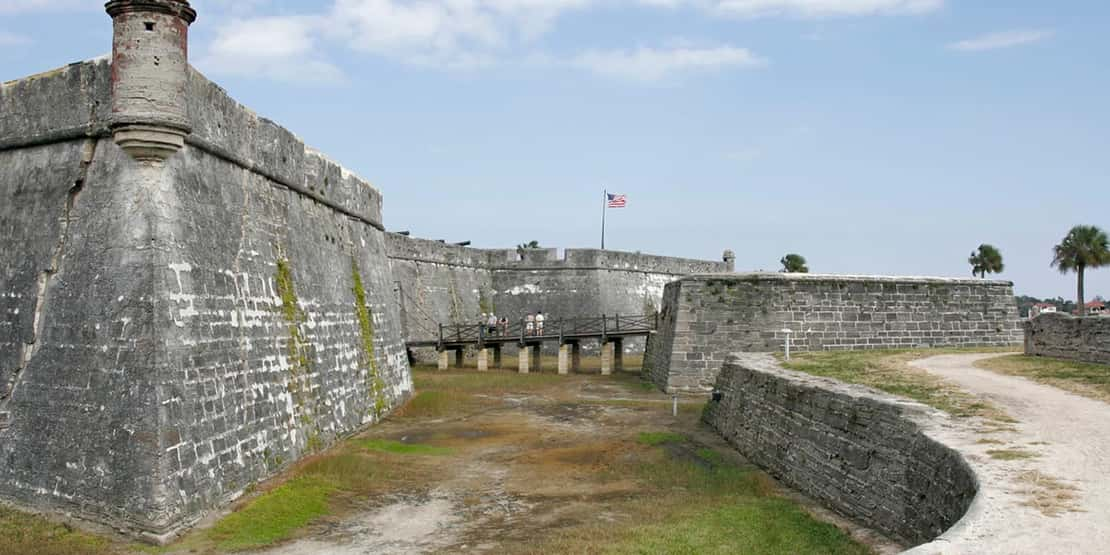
[454,348,464,369]
[437,350,449,371]
[601,341,613,375]
[493,345,502,369]
[519,344,539,374]
[613,338,624,372]
[558,342,580,375]
[478,348,491,372]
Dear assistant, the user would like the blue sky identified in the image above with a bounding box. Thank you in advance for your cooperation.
[1,0,1107,299]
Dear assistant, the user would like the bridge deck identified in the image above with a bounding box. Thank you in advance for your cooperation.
[406,313,658,350]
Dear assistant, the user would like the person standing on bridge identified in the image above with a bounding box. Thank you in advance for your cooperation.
[499,316,509,336]
[487,313,498,336]
[535,311,545,336]
[525,313,535,336]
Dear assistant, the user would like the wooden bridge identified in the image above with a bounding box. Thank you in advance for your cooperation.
[407,313,659,374]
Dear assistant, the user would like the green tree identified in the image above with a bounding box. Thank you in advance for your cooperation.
[516,240,540,255]
[1051,225,1110,316]
[968,244,1004,278]
[780,254,809,273]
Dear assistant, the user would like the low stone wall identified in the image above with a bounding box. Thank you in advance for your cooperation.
[1024,313,1110,365]
[703,354,978,546]
[645,273,1022,392]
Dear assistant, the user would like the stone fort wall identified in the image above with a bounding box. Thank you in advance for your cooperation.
[704,354,977,546]
[0,58,411,540]
[1024,313,1110,365]
[385,233,730,354]
[645,273,1022,392]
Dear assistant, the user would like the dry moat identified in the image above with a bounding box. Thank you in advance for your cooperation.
[1,357,893,555]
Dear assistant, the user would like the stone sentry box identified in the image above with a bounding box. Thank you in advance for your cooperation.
[704,354,978,546]
[644,273,1022,393]
[0,0,411,543]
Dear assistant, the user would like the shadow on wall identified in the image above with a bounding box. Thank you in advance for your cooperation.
[703,354,977,547]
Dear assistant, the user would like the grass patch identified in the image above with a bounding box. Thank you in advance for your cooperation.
[696,448,724,466]
[636,431,684,446]
[359,438,451,456]
[1016,470,1081,517]
[207,476,335,552]
[782,349,1010,420]
[0,506,115,555]
[976,354,1110,404]
[531,442,868,555]
[204,451,394,551]
[986,449,1038,461]
[609,498,871,555]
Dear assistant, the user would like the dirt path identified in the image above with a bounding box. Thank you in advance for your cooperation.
[907,354,1110,555]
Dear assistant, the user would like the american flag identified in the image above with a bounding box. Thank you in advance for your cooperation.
[607,193,627,208]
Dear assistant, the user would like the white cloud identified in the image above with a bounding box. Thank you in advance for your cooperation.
[948,29,1053,52]
[0,31,30,45]
[195,16,345,83]
[713,0,942,18]
[573,44,766,81]
[0,0,89,13]
[196,0,593,77]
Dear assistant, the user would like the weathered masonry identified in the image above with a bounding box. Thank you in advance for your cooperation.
[1024,313,1110,365]
[704,354,977,546]
[645,273,1022,392]
[0,0,410,542]
[386,233,733,357]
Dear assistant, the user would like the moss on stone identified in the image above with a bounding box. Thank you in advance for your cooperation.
[351,259,387,418]
[276,257,318,439]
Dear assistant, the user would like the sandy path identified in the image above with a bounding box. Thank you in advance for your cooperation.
[906,354,1110,555]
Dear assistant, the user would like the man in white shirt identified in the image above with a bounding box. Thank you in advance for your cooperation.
[535,311,545,336]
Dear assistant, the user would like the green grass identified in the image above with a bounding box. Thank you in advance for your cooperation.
[0,506,115,555]
[535,435,869,555]
[696,447,724,466]
[976,354,1110,404]
[204,452,392,551]
[359,439,452,456]
[782,349,1010,420]
[636,431,685,446]
[608,498,870,555]
[987,449,1038,461]
[206,476,335,552]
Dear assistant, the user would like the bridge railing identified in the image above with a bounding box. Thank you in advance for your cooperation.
[434,313,658,348]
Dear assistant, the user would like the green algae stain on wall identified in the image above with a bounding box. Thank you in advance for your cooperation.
[276,257,321,446]
[351,259,387,418]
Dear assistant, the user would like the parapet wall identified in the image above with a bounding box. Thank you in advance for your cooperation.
[0,59,411,540]
[385,233,729,350]
[1024,313,1110,365]
[645,273,1022,392]
[703,354,978,546]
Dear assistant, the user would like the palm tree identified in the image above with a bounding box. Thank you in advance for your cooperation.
[516,240,540,257]
[968,244,1004,278]
[1051,225,1110,316]
[780,254,809,273]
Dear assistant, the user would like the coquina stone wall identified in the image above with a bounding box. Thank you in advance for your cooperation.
[385,233,729,356]
[645,273,1022,392]
[1024,313,1110,365]
[704,354,978,546]
[0,59,411,540]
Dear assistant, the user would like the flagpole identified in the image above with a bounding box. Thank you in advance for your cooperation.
[601,189,607,250]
